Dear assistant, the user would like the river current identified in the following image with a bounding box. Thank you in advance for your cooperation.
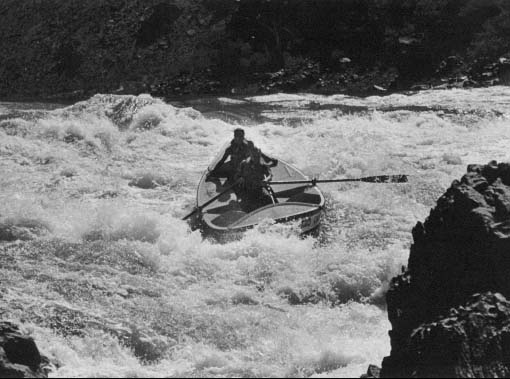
[1,87,510,377]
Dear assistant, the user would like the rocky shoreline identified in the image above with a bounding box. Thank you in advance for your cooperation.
[1,0,510,102]
[4,54,510,104]
[362,161,510,378]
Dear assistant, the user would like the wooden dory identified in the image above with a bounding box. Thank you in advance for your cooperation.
[195,147,325,239]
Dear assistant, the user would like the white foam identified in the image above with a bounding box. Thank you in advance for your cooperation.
[1,89,509,377]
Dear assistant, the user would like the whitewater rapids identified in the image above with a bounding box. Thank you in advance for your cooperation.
[1,87,509,377]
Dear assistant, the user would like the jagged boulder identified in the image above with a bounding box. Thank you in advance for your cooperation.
[0,321,49,378]
[405,292,510,378]
[360,364,381,378]
[381,161,510,378]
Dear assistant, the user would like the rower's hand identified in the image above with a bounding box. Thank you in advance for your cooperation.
[270,159,278,167]
[206,169,215,179]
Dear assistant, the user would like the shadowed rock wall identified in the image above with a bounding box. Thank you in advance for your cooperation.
[1,0,510,100]
[0,0,237,99]
[382,161,510,377]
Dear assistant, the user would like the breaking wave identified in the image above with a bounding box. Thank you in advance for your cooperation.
[1,88,510,377]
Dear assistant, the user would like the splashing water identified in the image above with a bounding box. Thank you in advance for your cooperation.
[1,88,510,377]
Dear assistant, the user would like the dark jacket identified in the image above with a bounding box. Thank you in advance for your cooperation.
[236,156,273,190]
[211,139,277,175]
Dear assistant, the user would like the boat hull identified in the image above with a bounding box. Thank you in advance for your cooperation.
[194,146,325,239]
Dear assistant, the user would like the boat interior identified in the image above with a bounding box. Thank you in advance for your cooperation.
[200,161,324,229]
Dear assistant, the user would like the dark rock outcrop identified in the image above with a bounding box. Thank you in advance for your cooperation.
[360,364,381,378]
[402,292,510,378]
[381,161,510,378]
[1,0,510,100]
[0,321,50,377]
[0,0,239,100]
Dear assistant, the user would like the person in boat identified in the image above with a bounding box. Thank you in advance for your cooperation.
[207,128,277,181]
[234,144,277,212]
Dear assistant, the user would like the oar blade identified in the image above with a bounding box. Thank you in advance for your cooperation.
[395,174,408,183]
[360,175,408,183]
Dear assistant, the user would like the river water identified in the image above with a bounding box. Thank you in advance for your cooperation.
[0,87,509,377]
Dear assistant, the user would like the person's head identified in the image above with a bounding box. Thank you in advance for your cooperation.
[233,128,245,144]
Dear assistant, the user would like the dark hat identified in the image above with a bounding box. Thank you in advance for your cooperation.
[234,128,245,136]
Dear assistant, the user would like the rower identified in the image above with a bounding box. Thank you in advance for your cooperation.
[235,145,278,212]
[207,128,277,182]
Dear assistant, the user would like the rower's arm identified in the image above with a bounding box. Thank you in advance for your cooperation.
[210,149,230,174]
[261,152,278,167]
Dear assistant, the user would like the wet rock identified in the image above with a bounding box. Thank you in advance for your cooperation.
[128,174,163,189]
[499,60,510,85]
[385,293,510,378]
[381,161,510,377]
[231,292,259,306]
[410,84,431,91]
[360,364,381,378]
[0,218,51,242]
[97,190,120,199]
[127,328,174,362]
[276,285,328,305]
[0,321,49,377]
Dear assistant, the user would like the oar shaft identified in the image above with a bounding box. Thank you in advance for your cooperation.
[182,181,238,220]
[269,175,408,185]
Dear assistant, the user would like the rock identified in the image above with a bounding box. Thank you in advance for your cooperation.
[398,36,421,45]
[385,293,510,378]
[410,84,430,91]
[360,364,381,378]
[381,161,510,377]
[0,218,51,242]
[498,61,510,85]
[128,174,161,189]
[128,328,174,362]
[462,79,478,88]
[231,292,259,306]
[277,286,301,305]
[0,321,49,377]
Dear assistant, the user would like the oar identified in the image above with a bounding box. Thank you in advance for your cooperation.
[182,181,239,221]
[267,174,408,186]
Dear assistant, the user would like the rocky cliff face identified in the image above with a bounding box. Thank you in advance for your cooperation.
[1,0,509,100]
[382,161,510,377]
[0,321,50,377]
[0,0,237,99]
[402,292,510,378]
